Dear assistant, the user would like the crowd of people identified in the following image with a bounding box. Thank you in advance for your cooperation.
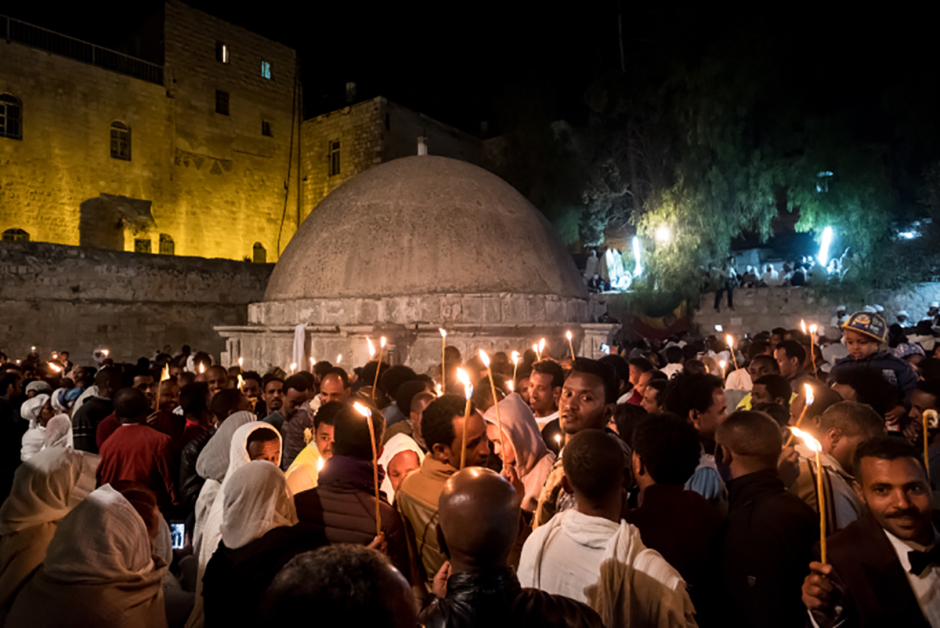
[0,306,938,627]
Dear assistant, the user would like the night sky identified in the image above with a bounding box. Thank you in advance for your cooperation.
[6,2,939,139]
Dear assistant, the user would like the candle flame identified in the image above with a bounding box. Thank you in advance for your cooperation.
[539,338,546,352]
[237,374,244,390]
[511,351,520,365]
[456,368,473,399]
[804,383,815,406]
[353,401,372,418]
[435,383,442,397]
[566,330,572,341]
[439,328,447,338]
[380,336,387,349]
[310,357,315,367]
[103,349,109,357]
[198,363,205,374]
[336,354,342,364]
[719,360,726,370]
[290,362,296,373]
[809,324,818,335]
[507,380,514,392]
[725,334,734,348]
[31,346,36,352]
[532,343,539,355]
[554,434,561,444]
[52,352,58,358]
[478,349,490,367]
[160,363,171,382]
[925,409,939,430]
[317,457,324,472]
[47,362,62,373]
[789,426,822,452]
[238,357,243,368]
[367,338,376,358]
[801,319,808,334]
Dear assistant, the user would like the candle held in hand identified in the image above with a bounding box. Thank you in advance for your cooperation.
[456,369,473,469]
[566,331,576,361]
[790,427,827,564]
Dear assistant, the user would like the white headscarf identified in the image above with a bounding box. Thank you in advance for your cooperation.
[195,411,258,483]
[220,461,296,550]
[484,393,556,512]
[6,484,168,628]
[42,416,72,450]
[20,394,49,427]
[377,433,424,502]
[50,388,70,415]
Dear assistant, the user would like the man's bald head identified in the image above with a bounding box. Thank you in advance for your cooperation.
[716,410,782,473]
[438,468,520,570]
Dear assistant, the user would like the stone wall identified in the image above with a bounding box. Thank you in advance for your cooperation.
[0,0,301,262]
[695,284,940,338]
[0,241,272,363]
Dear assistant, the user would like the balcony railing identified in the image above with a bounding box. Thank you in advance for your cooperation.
[1,14,164,86]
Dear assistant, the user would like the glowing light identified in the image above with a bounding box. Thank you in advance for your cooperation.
[380,336,387,349]
[47,362,62,373]
[801,320,807,334]
[817,226,833,267]
[103,349,109,357]
[507,380,514,392]
[367,338,376,358]
[336,354,342,364]
[478,349,490,367]
[238,357,243,369]
[456,368,473,399]
[719,360,726,371]
[790,426,821,452]
[435,383,442,397]
[31,346,35,352]
[198,363,205,374]
[726,334,734,348]
[52,352,58,359]
[310,357,315,368]
[809,324,817,335]
[554,434,562,446]
[439,328,447,338]
[160,364,170,382]
[539,338,546,355]
[804,383,815,407]
[632,236,642,277]
[317,457,324,472]
[511,351,520,365]
[655,224,671,243]
[532,343,540,359]
[566,331,572,341]
[290,362,296,373]
[237,374,244,391]
[353,401,371,418]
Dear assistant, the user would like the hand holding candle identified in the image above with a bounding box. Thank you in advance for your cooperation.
[456,368,473,469]
[353,401,382,536]
[790,426,827,564]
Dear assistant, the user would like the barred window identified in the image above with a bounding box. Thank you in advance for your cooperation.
[134,238,151,253]
[2,228,29,242]
[159,234,174,255]
[110,121,131,160]
[0,95,22,140]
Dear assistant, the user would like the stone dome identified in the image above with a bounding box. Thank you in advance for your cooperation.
[264,156,587,302]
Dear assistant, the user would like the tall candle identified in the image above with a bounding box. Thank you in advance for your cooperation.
[456,369,473,469]
[566,331,576,361]
[439,328,447,394]
[353,402,382,536]
[478,350,505,462]
[725,334,739,371]
[791,426,827,564]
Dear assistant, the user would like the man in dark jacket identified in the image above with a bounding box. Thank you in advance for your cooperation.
[293,402,413,582]
[71,368,121,453]
[801,437,937,627]
[713,411,817,628]
[418,467,604,628]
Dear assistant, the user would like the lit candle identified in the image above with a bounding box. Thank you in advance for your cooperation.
[801,319,808,335]
[439,328,447,394]
[309,357,315,370]
[719,360,726,380]
[237,374,244,391]
[198,362,205,374]
[238,357,243,371]
[532,342,540,361]
[156,363,170,412]
[786,383,815,446]
[790,426,827,564]
[925,410,937,475]
[809,324,818,375]
[367,338,376,359]
[539,338,546,360]
[456,369,473,469]
[372,337,386,400]
[434,383,443,397]
[478,350,505,457]
[352,402,382,536]
[336,354,342,364]
[47,362,62,373]
[725,334,739,371]
[103,349,109,357]
[507,380,514,393]
[316,456,324,473]
[31,346,36,352]
[554,433,562,449]
[290,362,296,374]
[566,331,576,361]
[511,351,520,385]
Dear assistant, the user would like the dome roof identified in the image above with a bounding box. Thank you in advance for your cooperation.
[264,156,587,302]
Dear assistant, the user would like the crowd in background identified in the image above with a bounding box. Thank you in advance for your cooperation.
[0,303,938,627]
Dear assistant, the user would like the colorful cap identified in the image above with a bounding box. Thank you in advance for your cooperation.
[893,343,925,360]
[841,311,888,343]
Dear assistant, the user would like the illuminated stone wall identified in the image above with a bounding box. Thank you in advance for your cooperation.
[0,241,272,363]
[300,97,486,218]
[0,0,301,262]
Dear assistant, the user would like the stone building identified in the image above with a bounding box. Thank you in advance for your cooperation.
[0,1,302,262]
[300,96,491,221]
[217,155,618,373]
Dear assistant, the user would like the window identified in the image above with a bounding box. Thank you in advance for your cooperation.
[252,242,266,264]
[110,121,131,160]
[262,120,272,137]
[328,140,340,177]
[159,234,174,255]
[2,228,29,242]
[216,90,229,115]
[216,42,229,63]
[261,60,271,79]
[134,238,151,253]
[0,95,22,140]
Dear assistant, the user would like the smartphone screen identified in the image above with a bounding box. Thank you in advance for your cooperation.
[170,522,185,550]
[600,344,610,354]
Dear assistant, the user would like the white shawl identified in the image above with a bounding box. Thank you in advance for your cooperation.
[220,461,296,550]
[5,484,167,628]
[376,433,425,503]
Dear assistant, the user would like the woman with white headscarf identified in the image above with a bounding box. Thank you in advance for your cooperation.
[42,415,72,451]
[6,484,168,628]
[202,461,323,627]
[19,394,52,462]
[377,433,424,503]
[0,447,99,620]
[484,393,556,512]
[185,421,291,628]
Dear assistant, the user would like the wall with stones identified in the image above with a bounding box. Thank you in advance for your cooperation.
[0,0,300,262]
[695,284,940,338]
[0,241,272,363]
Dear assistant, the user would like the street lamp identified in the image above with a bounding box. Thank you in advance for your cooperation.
[655,224,671,243]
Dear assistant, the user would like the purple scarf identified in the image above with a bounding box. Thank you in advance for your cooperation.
[317,454,386,495]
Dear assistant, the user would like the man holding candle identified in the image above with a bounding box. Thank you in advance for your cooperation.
[395,395,489,586]
[801,437,937,627]
[293,403,414,585]
[713,411,817,628]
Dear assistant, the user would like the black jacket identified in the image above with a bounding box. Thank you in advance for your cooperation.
[418,568,605,628]
[178,429,213,514]
[70,396,113,453]
[809,513,932,628]
[715,469,817,628]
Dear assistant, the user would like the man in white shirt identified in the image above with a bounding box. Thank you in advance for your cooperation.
[518,429,696,628]
[761,263,779,287]
[801,437,939,627]
[528,360,564,432]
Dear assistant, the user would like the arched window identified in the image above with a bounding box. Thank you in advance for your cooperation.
[2,228,29,242]
[159,234,174,255]
[252,242,266,264]
[110,121,131,160]
[0,95,22,140]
